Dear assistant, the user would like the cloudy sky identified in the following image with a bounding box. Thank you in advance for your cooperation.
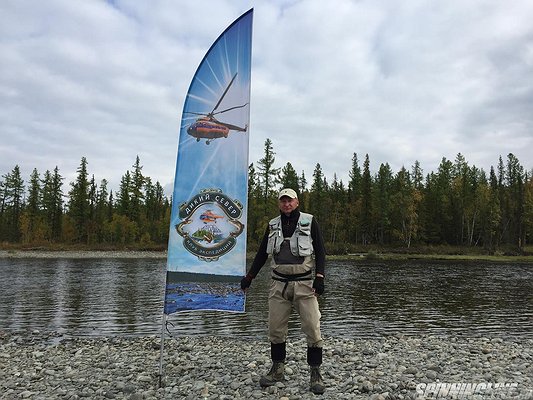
[1,0,532,195]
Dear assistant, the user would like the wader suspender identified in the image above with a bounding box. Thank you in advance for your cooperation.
[272,269,313,298]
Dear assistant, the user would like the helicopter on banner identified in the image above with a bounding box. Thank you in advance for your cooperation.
[199,209,224,224]
[185,73,248,144]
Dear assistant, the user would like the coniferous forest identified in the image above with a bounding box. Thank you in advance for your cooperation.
[1,140,532,255]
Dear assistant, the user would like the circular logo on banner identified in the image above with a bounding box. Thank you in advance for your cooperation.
[176,189,244,261]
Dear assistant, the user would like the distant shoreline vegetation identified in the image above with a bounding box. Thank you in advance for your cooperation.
[1,141,532,255]
[0,245,531,263]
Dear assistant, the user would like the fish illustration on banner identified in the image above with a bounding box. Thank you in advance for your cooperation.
[164,9,253,314]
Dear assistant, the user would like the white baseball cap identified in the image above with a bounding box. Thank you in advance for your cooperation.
[278,188,298,199]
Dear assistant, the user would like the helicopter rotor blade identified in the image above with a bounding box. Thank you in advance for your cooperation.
[212,103,249,116]
[211,73,238,114]
[184,111,208,116]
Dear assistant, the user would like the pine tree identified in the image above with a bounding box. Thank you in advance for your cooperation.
[347,153,362,245]
[279,162,299,194]
[360,154,373,245]
[348,153,362,202]
[0,176,5,238]
[329,173,347,246]
[309,163,326,227]
[116,171,132,216]
[486,167,502,250]
[67,157,90,243]
[23,168,42,243]
[412,160,424,190]
[246,163,263,248]
[1,166,25,242]
[107,191,114,223]
[86,175,98,244]
[435,158,454,243]
[451,153,470,245]
[41,167,64,242]
[299,170,307,193]
[94,179,109,243]
[523,172,533,247]
[505,153,525,249]
[391,166,420,247]
[375,163,393,245]
[130,155,145,224]
[144,177,167,244]
[256,139,280,214]
[298,170,308,211]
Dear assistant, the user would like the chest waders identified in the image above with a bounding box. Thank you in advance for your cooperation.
[259,212,325,394]
[271,269,313,299]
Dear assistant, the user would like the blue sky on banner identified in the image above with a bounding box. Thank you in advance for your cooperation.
[175,15,252,200]
[1,1,532,192]
[167,10,252,276]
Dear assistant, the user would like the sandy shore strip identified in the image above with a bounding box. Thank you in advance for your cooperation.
[0,250,167,259]
[1,331,532,400]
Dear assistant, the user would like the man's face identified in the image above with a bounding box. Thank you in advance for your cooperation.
[279,196,299,215]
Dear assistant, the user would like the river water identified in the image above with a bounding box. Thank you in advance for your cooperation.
[0,258,531,339]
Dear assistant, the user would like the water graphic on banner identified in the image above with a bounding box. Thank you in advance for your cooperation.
[165,10,253,314]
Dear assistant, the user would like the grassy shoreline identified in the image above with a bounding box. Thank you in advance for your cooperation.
[329,252,533,263]
[0,245,532,263]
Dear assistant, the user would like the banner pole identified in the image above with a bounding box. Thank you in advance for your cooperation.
[158,312,167,388]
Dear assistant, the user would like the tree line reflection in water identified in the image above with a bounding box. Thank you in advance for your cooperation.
[0,258,531,338]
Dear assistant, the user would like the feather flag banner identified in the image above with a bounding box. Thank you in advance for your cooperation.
[164,9,253,314]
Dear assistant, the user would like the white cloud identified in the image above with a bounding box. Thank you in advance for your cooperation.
[1,0,532,194]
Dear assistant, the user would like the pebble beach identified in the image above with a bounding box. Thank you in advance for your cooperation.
[1,250,532,399]
[1,330,532,400]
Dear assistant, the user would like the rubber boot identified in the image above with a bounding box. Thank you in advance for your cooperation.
[310,366,325,394]
[259,342,286,387]
[308,347,325,394]
[259,361,285,387]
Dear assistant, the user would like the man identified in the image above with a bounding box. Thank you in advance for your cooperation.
[241,188,326,395]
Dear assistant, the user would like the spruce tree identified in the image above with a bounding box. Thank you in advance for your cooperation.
[68,157,90,243]
[24,168,42,242]
[375,163,393,245]
[1,166,25,242]
[130,155,145,224]
[41,167,64,242]
[279,162,299,194]
[348,153,361,202]
[309,163,326,224]
[256,139,280,214]
[360,154,373,245]
[116,171,132,216]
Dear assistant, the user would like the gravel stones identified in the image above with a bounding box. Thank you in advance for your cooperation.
[1,331,532,399]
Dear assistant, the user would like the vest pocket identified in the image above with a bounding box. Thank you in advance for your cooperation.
[297,231,312,256]
[266,228,279,254]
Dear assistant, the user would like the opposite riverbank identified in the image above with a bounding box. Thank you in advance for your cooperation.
[1,248,532,263]
[1,331,532,400]
[0,250,167,259]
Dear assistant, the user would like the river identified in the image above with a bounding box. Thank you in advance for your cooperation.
[0,258,531,339]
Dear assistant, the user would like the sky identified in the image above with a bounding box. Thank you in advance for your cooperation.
[1,0,533,196]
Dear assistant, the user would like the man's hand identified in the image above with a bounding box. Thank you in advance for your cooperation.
[240,274,253,291]
[312,275,324,296]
